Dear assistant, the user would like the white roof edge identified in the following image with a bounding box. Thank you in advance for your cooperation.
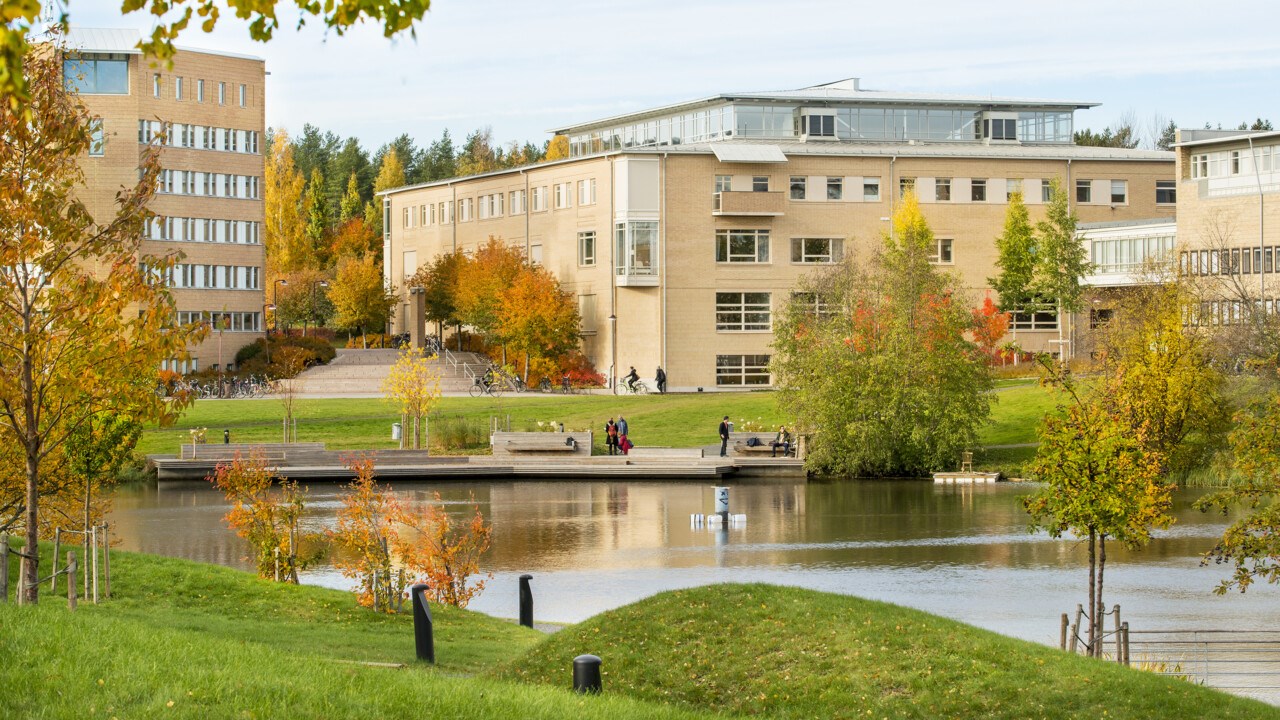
[1174,130,1280,148]
[377,153,617,197]
[60,28,263,62]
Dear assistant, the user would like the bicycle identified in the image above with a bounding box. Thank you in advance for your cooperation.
[468,377,504,398]
[538,377,553,392]
[614,378,650,395]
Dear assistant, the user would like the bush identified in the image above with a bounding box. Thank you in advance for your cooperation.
[430,414,489,453]
[234,335,338,379]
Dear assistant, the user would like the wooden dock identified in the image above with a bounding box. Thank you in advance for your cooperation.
[932,471,1002,484]
[149,443,807,482]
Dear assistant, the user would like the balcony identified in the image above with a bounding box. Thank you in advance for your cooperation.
[713,191,784,217]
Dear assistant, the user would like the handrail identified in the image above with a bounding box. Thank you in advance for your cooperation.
[443,348,458,369]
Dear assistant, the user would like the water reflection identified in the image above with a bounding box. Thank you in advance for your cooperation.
[110,479,1275,650]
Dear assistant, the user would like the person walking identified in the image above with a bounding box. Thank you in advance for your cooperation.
[655,366,667,394]
[605,418,618,455]
[617,416,630,455]
[718,415,730,457]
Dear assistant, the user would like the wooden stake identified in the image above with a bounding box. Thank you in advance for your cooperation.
[1060,613,1069,651]
[67,551,77,611]
[91,526,99,604]
[0,533,8,603]
[1113,605,1122,663]
[102,523,111,599]
[50,528,60,592]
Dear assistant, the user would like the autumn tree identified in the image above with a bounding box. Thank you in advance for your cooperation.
[272,267,335,331]
[1025,359,1173,656]
[543,134,570,162]
[329,217,378,262]
[382,346,442,450]
[409,251,464,341]
[339,172,363,223]
[330,454,407,612]
[392,493,492,608]
[365,147,406,240]
[264,129,310,274]
[772,193,994,476]
[456,127,501,177]
[212,452,318,583]
[971,295,1011,363]
[330,254,397,347]
[496,265,581,380]
[454,237,525,345]
[0,46,202,602]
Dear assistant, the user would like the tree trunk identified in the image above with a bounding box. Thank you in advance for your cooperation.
[1096,534,1107,658]
[1087,527,1096,655]
[22,446,39,604]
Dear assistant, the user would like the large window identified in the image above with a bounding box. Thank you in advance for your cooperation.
[716,230,770,263]
[805,114,835,137]
[578,231,596,266]
[827,177,843,201]
[935,178,951,202]
[715,292,772,331]
[1093,234,1175,274]
[971,179,986,202]
[716,354,771,386]
[792,292,838,318]
[984,117,1017,140]
[64,54,129,94]
[752,176,770,192]
[615,221,658,276]
[1156,180,1176,205]
[790,237,843,264]
[1011,310,1058,330]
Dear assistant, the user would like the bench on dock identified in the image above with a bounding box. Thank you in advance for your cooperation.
[490,431,593,458]
[733,441,794,458]
[178,442,325,462]
[729,432,794,458]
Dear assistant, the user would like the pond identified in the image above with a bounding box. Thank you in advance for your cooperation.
[108,478,1275,643]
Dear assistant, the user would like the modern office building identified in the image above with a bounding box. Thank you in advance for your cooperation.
[382,79,1175,390]
[63,28,266,373]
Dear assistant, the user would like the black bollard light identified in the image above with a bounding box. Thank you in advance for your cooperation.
[224,429,230,444]
[573,654,602,694]
[409,583,435,663]
[518,574,534,628]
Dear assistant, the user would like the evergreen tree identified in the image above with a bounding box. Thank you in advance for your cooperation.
[304,167,330,266]
[988,191,1036,314]
[328,136,372,210]
[420,129,456,182]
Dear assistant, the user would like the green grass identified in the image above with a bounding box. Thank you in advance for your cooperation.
[1,545,702,719]
[502,583,1279,720]
[138,392,785,457]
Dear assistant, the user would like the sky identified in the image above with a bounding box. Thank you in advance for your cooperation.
[66,0,1280,152]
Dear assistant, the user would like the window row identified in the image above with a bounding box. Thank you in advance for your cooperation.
[177,310,263,332]
[157,75,251,108]
[139,121,261,154]
[1090,234,1176,274]
[787,175,881,202]
[163,264,262,291]
[733,175,1167,205]
[157,170,260,200]
[716,354,771,387]
[400,180,597,229]
[1190,145,1280,179]
[146,217,262,245]
[1180,246,1280,277]
[1186,299,1280,328]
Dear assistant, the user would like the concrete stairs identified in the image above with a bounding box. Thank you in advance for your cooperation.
[288,348,493,396]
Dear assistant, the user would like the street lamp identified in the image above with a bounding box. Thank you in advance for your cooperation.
[263,303,276,366]
[308,280,329,337]
[272,279,288,334]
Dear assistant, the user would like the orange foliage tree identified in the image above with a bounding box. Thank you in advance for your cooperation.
[496,265,581,380]
[329,454,407,612]
[392,492,493,608]
[212,452,318,583]
[971,295,1011,363]
[453,236,525,344]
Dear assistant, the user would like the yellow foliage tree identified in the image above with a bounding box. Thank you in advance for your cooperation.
[382,346,442,449]
[330,454,407,612]
[211,452,318,583]
[264,129,309,274]
[329,254,397,347]
[392,492,492,608]
[543,134,570,162]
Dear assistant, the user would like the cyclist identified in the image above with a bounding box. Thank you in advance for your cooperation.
[625,366,640,393]
[482,367,496,389]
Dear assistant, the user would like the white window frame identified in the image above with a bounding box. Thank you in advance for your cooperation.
[927,238,954,265]
[715,229,770,264]
[790,237,843,264]
[578,230,596,266]
[715,354,772,386]
[715,292,772,332]
[863,178,880,202]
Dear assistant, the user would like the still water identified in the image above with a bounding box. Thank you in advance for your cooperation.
[110,479,1277,647]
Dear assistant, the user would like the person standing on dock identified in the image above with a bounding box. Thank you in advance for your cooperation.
[719,415,730,457]
[617,416,630,455]
[605,418,618,455]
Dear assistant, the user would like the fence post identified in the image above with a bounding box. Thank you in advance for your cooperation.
[1120,622,1130,666]
[1113,605,1122,663]
[1060,613,1069,651]
[51,528,60,592]
[67,551,77,611]
[1070,603,1083,653]
[273,546,280,582]
[0,533,8,603]
[102,523,111,599]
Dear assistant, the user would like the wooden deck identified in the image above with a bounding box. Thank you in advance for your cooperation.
[150,443,806,482]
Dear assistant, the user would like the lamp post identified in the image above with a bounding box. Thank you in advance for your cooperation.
[308,280,329,338]
[272,279,288,334]
[263,303,276,366]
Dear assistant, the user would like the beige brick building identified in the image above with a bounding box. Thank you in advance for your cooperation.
[64,29,266,373]
[383,79,1174,390]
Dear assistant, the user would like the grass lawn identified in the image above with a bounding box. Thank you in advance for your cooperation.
[6,549,1273,719]
[504,583,1279,720]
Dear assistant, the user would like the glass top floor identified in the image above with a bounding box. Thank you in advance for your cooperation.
[567,102,1075,158]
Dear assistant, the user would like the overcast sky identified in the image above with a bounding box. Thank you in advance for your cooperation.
[68,0,1280,152]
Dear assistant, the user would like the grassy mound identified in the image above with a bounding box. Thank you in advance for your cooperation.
[502,583,1279,720]
[0,546,703,719]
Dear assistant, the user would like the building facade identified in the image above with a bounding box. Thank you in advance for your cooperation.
[383,80,1175,391]
[64,29,266,373]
